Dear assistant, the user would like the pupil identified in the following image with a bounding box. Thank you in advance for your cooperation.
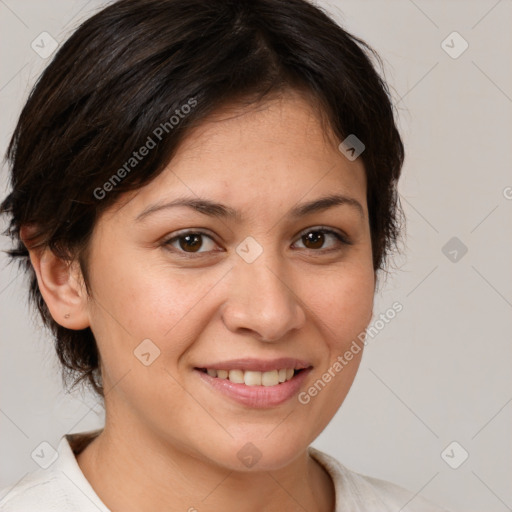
[303,231,324,249]
[180,234,202,252]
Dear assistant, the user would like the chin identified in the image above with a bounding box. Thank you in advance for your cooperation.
[197,432,311,473]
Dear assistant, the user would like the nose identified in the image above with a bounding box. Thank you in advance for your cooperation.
[221,255,306,342]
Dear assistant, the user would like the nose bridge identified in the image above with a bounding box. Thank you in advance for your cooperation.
[222,246,306,342]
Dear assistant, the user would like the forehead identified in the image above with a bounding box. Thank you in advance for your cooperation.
[110,92,367,222]
[176,91,341,165]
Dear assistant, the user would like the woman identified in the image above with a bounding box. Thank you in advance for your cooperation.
[0,0,448,510]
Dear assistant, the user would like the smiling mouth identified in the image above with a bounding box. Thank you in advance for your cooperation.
[196,368,306,386]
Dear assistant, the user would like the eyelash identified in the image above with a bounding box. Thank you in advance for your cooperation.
[162,227,352,258]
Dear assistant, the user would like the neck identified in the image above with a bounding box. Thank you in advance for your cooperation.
[75,423,335,512]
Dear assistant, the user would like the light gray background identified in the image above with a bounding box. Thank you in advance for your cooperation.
[1,1,511,511]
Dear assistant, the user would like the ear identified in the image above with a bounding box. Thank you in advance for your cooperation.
[20,226,90,330]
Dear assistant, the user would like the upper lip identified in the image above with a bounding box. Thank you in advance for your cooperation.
[195,358,312,372]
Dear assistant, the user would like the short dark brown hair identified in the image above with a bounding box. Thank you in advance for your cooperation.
[1,0,404,397]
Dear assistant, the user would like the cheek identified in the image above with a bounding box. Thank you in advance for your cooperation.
[86,253,219,416]
[86,248,225,364]
[308,264,375,351]
[296,266,373,437]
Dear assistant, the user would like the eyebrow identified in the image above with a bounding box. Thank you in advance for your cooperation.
[135,193,364,223]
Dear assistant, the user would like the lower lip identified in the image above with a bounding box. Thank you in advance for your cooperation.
[195,368,312,408]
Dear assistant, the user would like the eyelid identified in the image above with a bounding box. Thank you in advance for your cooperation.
[165,228,217,240]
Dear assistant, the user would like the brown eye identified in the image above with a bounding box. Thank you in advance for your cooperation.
[302,231,326,250]
[293,228,350,251]
[164,231,218,255]
[178,234,203,252]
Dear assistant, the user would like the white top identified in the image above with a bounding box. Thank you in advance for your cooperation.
[0,430,448,511]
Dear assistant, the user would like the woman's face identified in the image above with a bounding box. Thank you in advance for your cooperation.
[84,91,375,470]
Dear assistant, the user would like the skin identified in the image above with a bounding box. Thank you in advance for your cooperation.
[25,90,376,512]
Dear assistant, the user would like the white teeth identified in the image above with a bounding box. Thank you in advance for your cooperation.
[228,369,245,384]
[217,369,228,379]
[203,368,297,386]
[244,371,262,386]
[261,370,279,386]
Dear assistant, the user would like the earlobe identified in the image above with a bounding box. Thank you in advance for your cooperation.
[22,231,90,330]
